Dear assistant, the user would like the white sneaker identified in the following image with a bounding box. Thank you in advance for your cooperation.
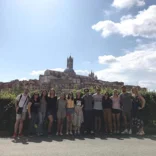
[60,132,63,136]
[56,132,59,136]
[66,132,69,135]
[129,129,132,135]
[70,131,73,135]
[121,129,128,134]
[90,131,94,134]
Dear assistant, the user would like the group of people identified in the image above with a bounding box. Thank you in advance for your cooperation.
[12,85,146,138]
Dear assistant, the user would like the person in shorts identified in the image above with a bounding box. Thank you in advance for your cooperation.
[110,89,121,134]
[120,86,133,135]
[66,92,75,135]
[93,88,103,133]
[12,89,30,138]
[56,93,67,136]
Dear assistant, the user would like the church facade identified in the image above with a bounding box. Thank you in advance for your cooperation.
[39,56,125,93]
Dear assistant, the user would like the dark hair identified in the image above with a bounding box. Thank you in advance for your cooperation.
[31,93,40,102]
[40,90,48,102]
[67,92,74,100]
[121,85,126,89]
[104,92,110,98]
[76,92,83,99]
[60,92,66,100]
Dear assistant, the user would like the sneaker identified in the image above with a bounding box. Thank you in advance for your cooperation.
[18,133,23,137]
[12,133,17,138]
[129,129,132,135]
[90,130,94,134]
[66,132,69,135]
[70,131,73,135]
[56,132,59,136]
[60,132,63,136]
[121,129,128,134]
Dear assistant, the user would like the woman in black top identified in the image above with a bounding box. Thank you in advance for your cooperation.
[102,92,112,134]
[132,87,145,136]
[28,92,40,136]
[47,88,57,136]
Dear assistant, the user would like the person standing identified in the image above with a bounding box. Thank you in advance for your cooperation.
[82,88,94,134]
[120,86,133,135]
[38,90,48,136]
[73,91,84,135]
[110,89,121,134]
[28,93,40,136]
[56,93,67,136]
[102,92,112,134]
[93,88,103,133]
[132,87,145,136]
[47,89,57,136]
[12,89,30,138]
[66,92,75,135]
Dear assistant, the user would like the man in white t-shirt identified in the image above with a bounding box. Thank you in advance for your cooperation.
[12,89,30,138]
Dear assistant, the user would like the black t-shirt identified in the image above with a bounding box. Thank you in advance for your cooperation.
[102,97,112,109]
[30,99,40,113]
[74,97,83,107]
[47,96,57,113]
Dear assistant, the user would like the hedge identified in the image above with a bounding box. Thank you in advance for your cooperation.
[0,90,156,135]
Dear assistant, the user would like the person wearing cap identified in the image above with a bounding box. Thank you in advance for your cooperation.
[120,86,133,135]
[82,88,94,134]
[12,89,30,138]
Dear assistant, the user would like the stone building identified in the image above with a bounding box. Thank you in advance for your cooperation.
[0,56,147,93]
[39,56,126,93]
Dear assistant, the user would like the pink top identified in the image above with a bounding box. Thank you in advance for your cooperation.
[110,96,121,110]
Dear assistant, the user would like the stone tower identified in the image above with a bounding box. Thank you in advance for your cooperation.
[64,56,76,76]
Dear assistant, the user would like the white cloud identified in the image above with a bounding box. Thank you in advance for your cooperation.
[96,42,156,90]
[92,5,156,38]
[98,55,117,64]
[112,0,145,9]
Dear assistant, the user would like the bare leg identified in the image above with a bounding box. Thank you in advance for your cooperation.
[57,119,61,133]
[19,120,24,134]
[14,120,20,134]
[116,113,120,132]
[48,115,53,133]
[108,109,112,133]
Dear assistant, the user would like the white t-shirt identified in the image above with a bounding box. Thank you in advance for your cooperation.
[16,94,29,112]
[93,93,103,110]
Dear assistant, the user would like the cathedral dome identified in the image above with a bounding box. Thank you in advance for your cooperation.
[64,68,76,75]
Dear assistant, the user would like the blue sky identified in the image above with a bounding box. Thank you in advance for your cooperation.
[0,0,156,90]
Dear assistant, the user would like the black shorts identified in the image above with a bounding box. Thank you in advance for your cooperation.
[112,109,121,114]
[94,110,103,118]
